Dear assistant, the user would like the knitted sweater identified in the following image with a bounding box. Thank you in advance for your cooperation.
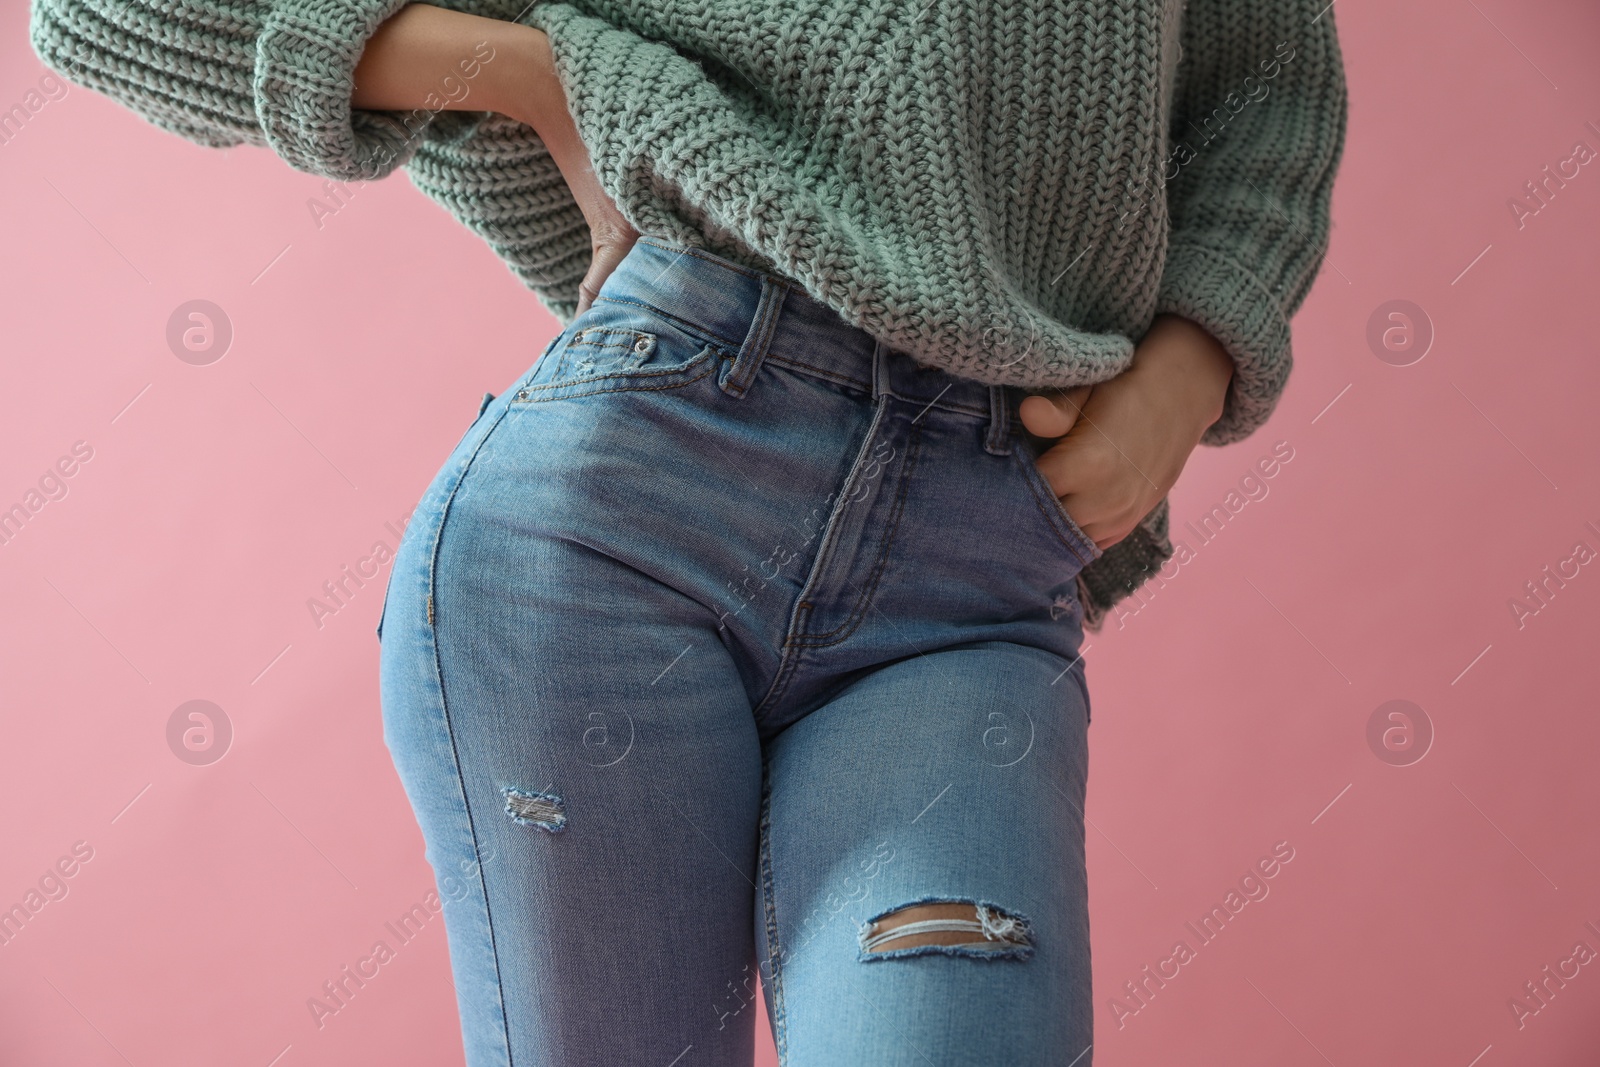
[30,0,1348,632]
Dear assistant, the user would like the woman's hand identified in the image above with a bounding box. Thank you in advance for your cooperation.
[492,26,638,315]
[1017,314,1235,551]
[352,5,637,315]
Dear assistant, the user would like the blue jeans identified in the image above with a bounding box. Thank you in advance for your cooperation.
[376,236,1103,1066]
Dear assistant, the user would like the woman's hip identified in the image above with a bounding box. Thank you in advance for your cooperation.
[391,236,1098,712]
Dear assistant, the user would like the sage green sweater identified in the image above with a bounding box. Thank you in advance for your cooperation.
[29,0,1348,631]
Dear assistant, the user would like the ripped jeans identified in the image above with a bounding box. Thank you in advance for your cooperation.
[376,236,1102,1066]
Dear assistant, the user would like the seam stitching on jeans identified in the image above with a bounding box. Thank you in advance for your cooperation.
[1010,440,1097,566]
[726,279,787,397]
[798,420,921,647]
[749,394,893,720]
[757,753,791,1065]
[419,400,518,1064]
[750,617,807,724]
[590,291,745,353]
[512,363,720,404]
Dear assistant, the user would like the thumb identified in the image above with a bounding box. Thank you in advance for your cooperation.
[574,229,641,317]
[1018,385,1092,439]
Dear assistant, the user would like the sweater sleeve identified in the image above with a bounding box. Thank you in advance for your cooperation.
[1154,0,1349,447]
[28,0,437,182]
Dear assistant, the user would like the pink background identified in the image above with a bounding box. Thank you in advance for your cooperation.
[4,1,1599,1064]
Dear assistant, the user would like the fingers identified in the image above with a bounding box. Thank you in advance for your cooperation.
[573,259,610,317]
[575,282,597,317]
[574,228,641,317]
[1018,385,1092,439]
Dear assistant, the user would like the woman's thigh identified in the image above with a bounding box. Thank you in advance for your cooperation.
[759,641,1093,1067]
[376,380,768,1066]
[373,234,1102,1065]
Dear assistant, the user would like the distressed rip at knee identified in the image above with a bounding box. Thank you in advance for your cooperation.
[857,899,1033,962]
[502,787,566,832]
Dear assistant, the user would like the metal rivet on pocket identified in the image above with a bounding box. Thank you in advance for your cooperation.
[516,390,528,400]
[634,337,652,353]
[573,329,586,342]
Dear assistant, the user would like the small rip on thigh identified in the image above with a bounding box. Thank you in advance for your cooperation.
[858,898,1033,962]
[502,787,566,833]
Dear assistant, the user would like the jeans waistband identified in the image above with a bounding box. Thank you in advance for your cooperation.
[602,236,1020,453]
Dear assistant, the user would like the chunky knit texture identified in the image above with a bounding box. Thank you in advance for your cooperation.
[30,0,1347,631]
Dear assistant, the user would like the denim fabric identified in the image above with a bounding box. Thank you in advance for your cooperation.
[376,236,1100,1066]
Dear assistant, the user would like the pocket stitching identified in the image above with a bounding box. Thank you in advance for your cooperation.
[571,327,653,351]
[554,327,655,378]
[511,346,720,402]
[1011,443,1103,567]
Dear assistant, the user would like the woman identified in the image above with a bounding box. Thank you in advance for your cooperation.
[32,1,1347,1062]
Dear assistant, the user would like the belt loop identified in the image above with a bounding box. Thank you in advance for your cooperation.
[985,385,1013,456]
[872,339,893,402]
[719,274,789,399]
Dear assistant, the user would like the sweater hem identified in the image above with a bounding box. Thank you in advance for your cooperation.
[1077,495,1175,634]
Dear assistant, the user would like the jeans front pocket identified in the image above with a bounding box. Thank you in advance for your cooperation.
[511,296,723,404]
[1010,433,1104,573]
